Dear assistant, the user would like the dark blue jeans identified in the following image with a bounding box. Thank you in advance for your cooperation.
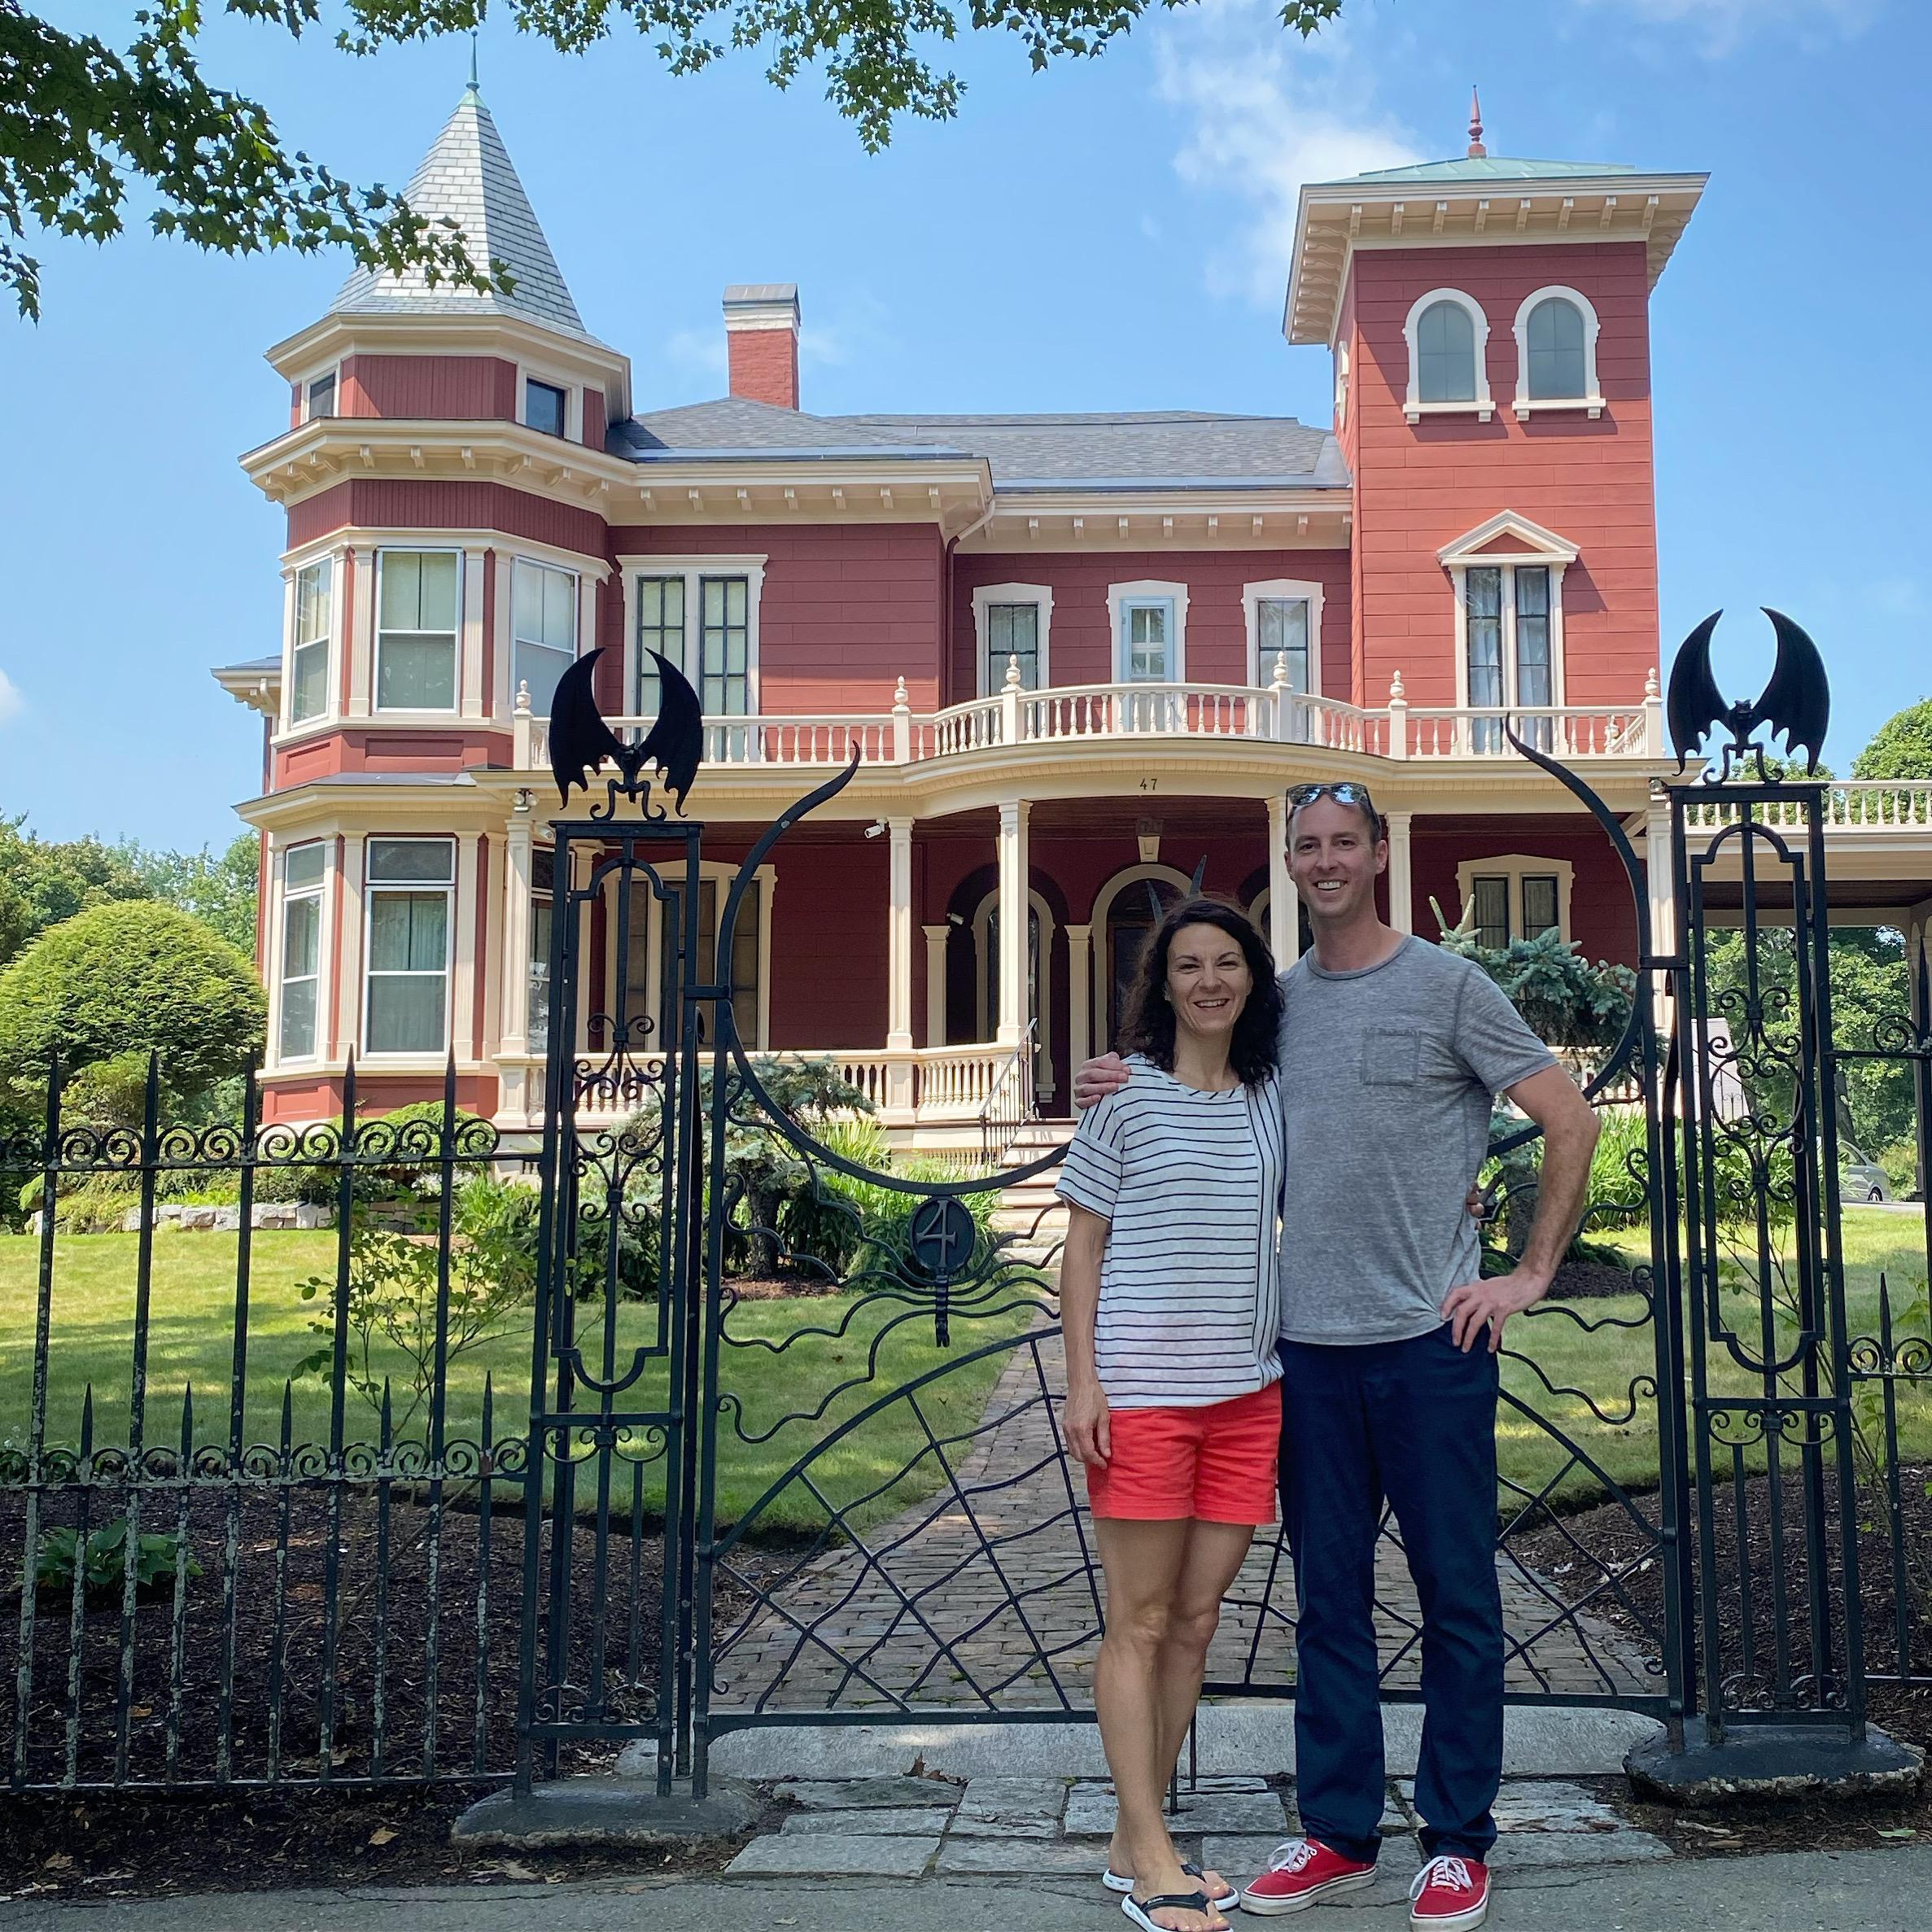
[1278,1324,1502,1864]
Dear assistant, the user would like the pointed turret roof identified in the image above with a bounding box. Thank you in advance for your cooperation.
[331,84,589,339]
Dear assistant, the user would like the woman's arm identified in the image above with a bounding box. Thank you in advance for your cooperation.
[1060,1202,1112,1468]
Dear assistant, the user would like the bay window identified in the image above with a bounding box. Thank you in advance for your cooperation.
[374,549,461,712]
[278,842,326,1060]
[364,837,455,1055]
[513,559,578,717]
[289,559,332,725]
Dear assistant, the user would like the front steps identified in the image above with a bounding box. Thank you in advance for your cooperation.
[989,1120,1074,1266]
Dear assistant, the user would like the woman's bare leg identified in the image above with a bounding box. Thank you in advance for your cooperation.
[1094,1517,1223,1932]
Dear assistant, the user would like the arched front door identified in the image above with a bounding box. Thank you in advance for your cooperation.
[1103,873,1188,1047]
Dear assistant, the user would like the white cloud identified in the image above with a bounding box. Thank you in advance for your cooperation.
[0,667,21,727]
[664,326,728,385]
[1571,0,1877,55]
[1154,4,1423,306]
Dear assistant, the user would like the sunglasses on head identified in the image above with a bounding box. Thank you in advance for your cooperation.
[1286,781,1383,841]
[1287,782,1375,810]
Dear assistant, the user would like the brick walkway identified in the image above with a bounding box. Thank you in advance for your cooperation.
[709,1335,1656,1716]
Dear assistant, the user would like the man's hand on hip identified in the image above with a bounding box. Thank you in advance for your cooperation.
[1072,1053,1131,1112]
[1441,1267,1552,1353]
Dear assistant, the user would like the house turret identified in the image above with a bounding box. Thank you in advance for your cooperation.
[1286,125,1706,715]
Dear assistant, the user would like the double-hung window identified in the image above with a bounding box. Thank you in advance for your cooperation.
[278,843,326,1061]
[290,559,332,725]
[1121,599,1174,682]
[364,838,455,1055]
[1463,565,1554,753]
[697,576,751,715]
[1257,597,1311,693]
[513,560,577,717]
[528,846,554,1057]
[1461,859,1567,949]
[986,604,1039,692]
[375,550,460,712]
[617,873,765,1047]
[634,575,687,715]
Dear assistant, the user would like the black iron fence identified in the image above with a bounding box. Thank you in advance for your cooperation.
[7,773,1932,1798]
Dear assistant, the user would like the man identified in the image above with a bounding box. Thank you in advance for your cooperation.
[1075,781,1600,1932]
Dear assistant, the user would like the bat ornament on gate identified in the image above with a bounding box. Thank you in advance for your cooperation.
[1666,608,1829,780]
[548,647,704,819]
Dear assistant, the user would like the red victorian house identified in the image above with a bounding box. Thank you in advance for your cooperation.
[219,86,1721,1145]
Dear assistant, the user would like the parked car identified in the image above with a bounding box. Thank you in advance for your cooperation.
[1840,1149,1894,1204]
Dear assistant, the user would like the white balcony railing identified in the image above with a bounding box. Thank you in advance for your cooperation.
[510,664,1665,776]
[1681,783,1932,834]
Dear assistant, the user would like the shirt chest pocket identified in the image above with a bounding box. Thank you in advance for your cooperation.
[1361,1027,1421,1086]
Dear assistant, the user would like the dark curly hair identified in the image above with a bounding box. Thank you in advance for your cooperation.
[1117,897,1282,1086]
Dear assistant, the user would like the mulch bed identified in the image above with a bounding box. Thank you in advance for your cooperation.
[0,1781,771,1903]
[0,1480,776,1788]
[1522,1461,1932,1850]
[0,1480,785,1899]
[1544,1257,1642,1300]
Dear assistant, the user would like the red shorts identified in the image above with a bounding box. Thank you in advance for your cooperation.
[1084,1382,1282,1526]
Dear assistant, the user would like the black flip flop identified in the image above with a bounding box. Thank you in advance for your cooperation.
[1121,1887,1222,1932]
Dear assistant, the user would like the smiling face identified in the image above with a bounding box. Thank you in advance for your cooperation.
[1287,794,1388,930]
[1165,920,1254,1044]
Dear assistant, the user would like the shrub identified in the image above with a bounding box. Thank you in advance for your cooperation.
[30,1519,201,1603]
[256,1099,494,1206]
[0,900,264,1106]
[1434,903,1635,1049]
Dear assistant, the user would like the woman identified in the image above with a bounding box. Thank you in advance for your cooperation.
[1057,898,1285,1932]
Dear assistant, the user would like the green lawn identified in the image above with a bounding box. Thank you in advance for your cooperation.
[0,1230,1041,1532]
[1501,1207,1932,1515]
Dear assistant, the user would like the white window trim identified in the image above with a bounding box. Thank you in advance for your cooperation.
[1510,285,1606,419]
[601,858,776,1051]
[372,546,465,718]
[617,554,767,715]
[1440,511,1577,716]
[1453,856,1576,945]
[360,837,457,1061]
[1402,287,1494,424]
[1242,577,1326,694]
[518,361,580,442]
[299,362,342,424]
[972,583,1054,696]
[269,839,332,1069]
[1108,579,1189,683]
[1334,341,1349,432]
[282,552,342,735]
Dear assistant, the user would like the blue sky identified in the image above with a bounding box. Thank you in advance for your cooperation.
[2,0,1925,849]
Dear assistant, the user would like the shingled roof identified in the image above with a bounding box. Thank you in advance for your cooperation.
[617,400,1346,490]
[331,85,591,339]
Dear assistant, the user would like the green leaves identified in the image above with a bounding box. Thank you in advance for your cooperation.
[6,0,1352,310]
[30,1517,203,1601]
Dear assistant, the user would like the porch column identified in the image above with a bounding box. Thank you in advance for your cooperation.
[885,817,916,1119]
[452,832,480,1061]
[1066,924,1092,1070]
[500,802,535,1057]
[996,798,1030,1046]
[1385,809,1414,936]
[1646,788,1676,954]
[1267,792,1298,965]
[923,924,949,1048]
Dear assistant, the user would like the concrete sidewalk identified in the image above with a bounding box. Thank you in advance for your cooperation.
[7,1851,1931,1932]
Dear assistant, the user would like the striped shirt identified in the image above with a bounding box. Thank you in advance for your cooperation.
[1055,1057,1285,1409]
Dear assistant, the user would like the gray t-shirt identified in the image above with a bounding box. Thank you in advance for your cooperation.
[1274,936,1557,1346]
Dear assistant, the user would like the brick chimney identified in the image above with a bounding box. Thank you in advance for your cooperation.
[723,284,801,410]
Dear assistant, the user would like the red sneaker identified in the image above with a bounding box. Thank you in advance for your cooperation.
[1408,1854,1488,1930]
[1239,1838,1376,1915]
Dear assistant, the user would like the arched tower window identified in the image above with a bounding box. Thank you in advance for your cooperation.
[1402,290,1493,422]
[1510,286,1604,417]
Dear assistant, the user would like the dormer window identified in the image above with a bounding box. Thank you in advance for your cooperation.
[304,372,336,421]
[1402,290,1493,422]
[524,378,567,438]
[1512,287,1605,418]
